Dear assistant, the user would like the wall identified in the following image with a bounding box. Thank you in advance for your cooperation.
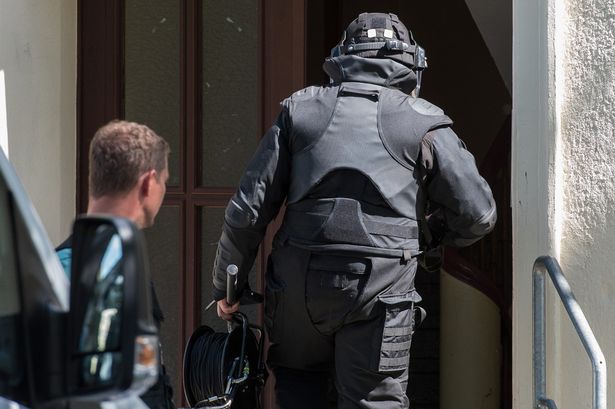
[440,271,501,409]
[555,0,615,406]
[0,71,8,155]
[513,0,615,407]
[464,0,512,92]
[0,0,77,244]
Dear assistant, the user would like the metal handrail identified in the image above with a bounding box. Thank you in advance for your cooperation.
[533,256,607,409]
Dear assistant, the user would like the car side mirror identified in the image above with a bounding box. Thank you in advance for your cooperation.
[67,216,158,397]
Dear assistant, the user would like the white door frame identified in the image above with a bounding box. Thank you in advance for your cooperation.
[512,0,562,407]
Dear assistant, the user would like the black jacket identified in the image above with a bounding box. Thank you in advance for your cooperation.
[212,55,496,300]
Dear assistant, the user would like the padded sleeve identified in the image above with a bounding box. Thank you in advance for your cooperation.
[422,127,497,247]
[211,106,292,299]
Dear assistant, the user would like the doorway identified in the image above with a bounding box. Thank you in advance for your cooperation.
[305,1,512,408]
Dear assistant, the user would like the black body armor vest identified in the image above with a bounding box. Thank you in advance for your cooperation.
[279,71,452,255]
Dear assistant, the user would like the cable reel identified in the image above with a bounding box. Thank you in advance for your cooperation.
[183,265,265,409]
[183,313,265,409]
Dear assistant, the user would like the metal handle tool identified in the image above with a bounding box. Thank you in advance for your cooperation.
[225,264,238,332]
[226,264,238,305]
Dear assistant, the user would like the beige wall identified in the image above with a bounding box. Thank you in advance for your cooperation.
[440,271,501,409]
[513,0,615,407]
[0,0,77,244]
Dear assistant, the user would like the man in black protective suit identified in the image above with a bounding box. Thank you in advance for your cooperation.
[213,12,497,409]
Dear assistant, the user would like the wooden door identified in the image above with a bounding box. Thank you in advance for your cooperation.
[77,1,304,407]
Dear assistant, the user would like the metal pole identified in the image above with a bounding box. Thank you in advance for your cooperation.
[533,259,547,409]
[539,398,559,409]
[532,256,607,409]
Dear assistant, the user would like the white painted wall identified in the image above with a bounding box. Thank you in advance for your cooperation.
[554,0,615,406]
[0,71,8,156]
[0,0,77,245]
[514,0,615,407]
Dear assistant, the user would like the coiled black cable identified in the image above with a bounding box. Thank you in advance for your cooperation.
[184,312,266,409]
[186,329,230,406]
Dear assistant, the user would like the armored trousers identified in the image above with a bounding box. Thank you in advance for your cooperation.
[264,243,421,409]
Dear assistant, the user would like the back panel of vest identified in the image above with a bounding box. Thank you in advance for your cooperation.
[287,82,451,218]
[282,83,454,252]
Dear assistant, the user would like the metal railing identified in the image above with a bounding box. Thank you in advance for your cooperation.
[533,256,607,409]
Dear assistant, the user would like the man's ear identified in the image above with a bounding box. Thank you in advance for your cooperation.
[139,170,157,198]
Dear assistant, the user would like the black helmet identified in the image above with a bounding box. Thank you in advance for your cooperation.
[331,12,427,72]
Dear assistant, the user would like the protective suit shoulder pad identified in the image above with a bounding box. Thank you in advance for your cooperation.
[288,86,323,102]
[281,86,331,114]
[408,98,445,116]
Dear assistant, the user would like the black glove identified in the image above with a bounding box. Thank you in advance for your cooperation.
[419,209,446,272]
[419,246,443,272]
[425,208,447,248]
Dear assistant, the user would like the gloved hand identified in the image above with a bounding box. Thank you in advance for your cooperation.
[425,208,447,248]
[419,208,446,272]
[419,246,443,272]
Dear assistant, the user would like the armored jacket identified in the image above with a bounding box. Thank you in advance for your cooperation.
[212,54,496,299]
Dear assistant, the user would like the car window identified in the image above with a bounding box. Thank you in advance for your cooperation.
[0,175,28,405]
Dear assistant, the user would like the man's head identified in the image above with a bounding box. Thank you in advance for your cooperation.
[331,12,427,72]
[89,120,170,228]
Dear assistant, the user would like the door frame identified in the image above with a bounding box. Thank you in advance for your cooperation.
[511,0,558,408]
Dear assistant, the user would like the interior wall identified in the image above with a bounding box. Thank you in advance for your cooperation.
[0,0,77,244]
[464,0,512,92]
[440,270,501,409]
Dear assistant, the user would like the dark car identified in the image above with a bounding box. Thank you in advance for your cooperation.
[0,149,159,409]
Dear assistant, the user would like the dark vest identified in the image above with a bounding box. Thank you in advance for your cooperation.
[280,81,452,256]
